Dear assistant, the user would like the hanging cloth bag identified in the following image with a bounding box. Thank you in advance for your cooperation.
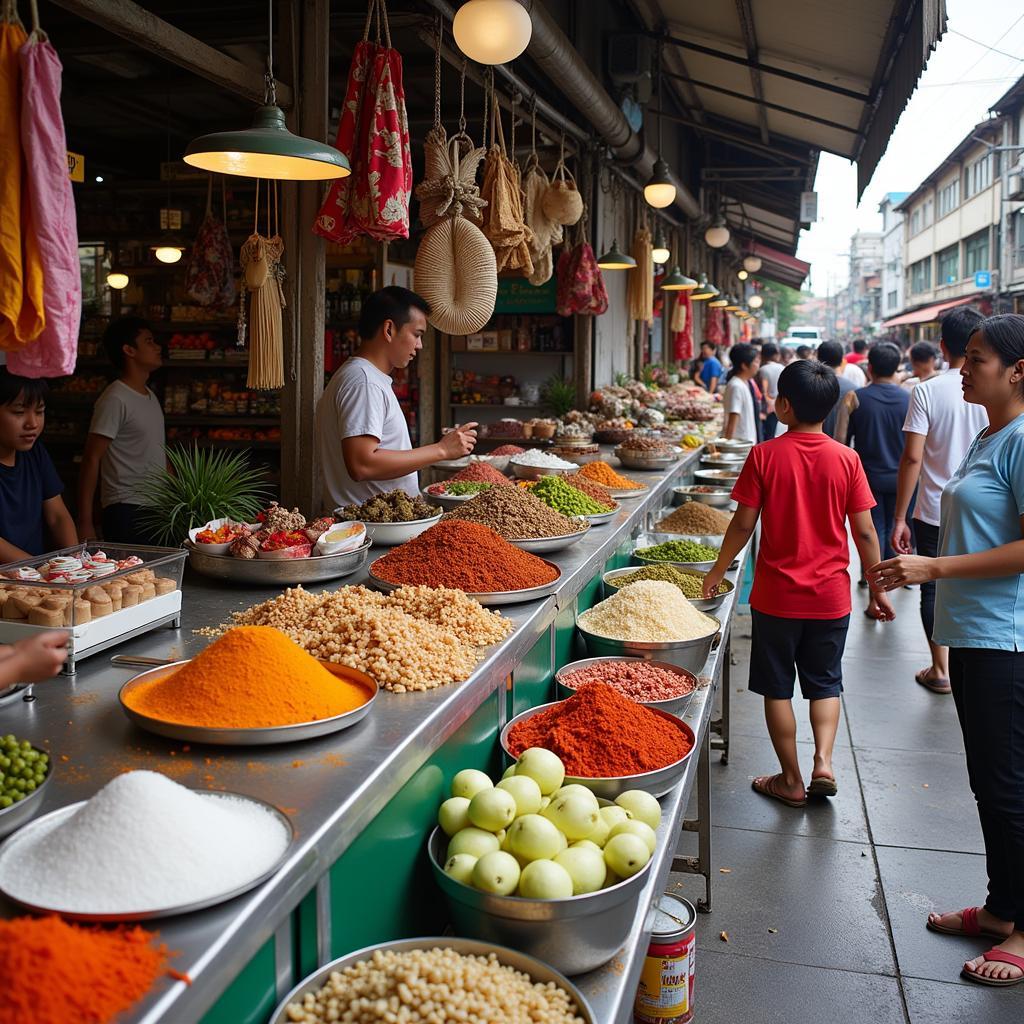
[671,291,693,363]
[522,108,560,286]
[542,146,583,227]
[0,6,45,351]
[556,218,607,317]
[8,5,78,376]
[314,0,411,245]
[186,176,236,310]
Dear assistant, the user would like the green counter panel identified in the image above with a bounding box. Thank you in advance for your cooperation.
[323,687,502,957]
[511,625,553,719]
[199,938,278,1024]
[554,601,583,671]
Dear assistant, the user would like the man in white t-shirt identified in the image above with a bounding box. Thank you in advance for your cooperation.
[316,287,477,510]
[758,342,784,439]
[891,306,987,694]
[78,318,166,544]
[722,343,761,443]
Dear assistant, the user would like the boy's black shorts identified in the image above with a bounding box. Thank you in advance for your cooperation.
[749,609,850,700]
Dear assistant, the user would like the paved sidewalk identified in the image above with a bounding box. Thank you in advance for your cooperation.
[670,583,1024,1023]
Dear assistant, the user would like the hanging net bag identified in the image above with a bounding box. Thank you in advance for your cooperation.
[186,176,236,310]
[313,0,412,244]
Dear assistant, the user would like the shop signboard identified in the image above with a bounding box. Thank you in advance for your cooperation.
[494,276,557,314]
[67,151,85,182]
[974,270,991,289]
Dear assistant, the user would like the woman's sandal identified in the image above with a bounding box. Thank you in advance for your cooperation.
[926,906,1009,940]
[751,774,807,808]
[915,668,951,694]
[962,949,1024,987]
[807,775,838,798]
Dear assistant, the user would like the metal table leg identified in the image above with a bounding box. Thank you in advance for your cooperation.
[710,633,731,765]
[673,722,713,912]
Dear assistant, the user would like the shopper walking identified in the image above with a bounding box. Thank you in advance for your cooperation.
[816,342,858,440]
[870,313,1024,988]
[758,342,784,440]
[722,343,761,443]
[890,307,987,694]
[704,360,893,808]
[901,341,940,393]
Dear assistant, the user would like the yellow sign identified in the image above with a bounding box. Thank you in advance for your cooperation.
[67,151,85,182]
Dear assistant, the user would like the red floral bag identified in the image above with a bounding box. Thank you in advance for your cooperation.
[314,0,411,244]
[556,227,608,317]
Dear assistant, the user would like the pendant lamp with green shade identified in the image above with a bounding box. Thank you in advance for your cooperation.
[597,240,636,270]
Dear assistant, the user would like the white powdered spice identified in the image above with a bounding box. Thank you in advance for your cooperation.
[578,580,717,641]
[0,771,289,913]
[510,450,576,469]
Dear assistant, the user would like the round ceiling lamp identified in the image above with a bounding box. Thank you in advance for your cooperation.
[743,253,762,273]
[597,240,636,270]
[453,0,532,65]
[660,266,697,291]
[690,275,719,301]
[651,228,670,265]
[153,243,184,265]
[747,293,764,309]
[737,269,748,281]
[704,216,730,249]
[106,269,129,290]
[644,158,676,209]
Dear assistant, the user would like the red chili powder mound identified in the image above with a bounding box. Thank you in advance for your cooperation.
[489,445,525,456]
[507,682,691,776]
[448,462,514,485]
[372,520,558,592]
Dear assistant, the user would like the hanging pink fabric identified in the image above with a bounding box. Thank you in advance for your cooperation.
[186,176,236,310]
[705,305,725,346]
[672,292,693,363]
[7,26,79,376]
[556,232,608,317]
[313,0,411,245]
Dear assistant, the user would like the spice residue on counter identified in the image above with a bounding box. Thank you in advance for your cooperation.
[577,581,717,642]
[123,626,371,729]
[506,682,692,776]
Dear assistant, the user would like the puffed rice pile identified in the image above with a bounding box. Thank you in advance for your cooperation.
[285,947,587,1024]
[228,586,513,693]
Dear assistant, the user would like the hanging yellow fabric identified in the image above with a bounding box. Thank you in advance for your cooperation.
[627,226,653,324]
[0,17,45,350]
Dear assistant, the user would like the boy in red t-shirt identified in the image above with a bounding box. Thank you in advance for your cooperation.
[703,360,895,807]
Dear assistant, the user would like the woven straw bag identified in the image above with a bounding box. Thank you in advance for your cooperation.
[542,160,583,226]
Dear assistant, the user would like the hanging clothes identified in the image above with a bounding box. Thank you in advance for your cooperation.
[705,305,725,346]
[314,0,411,245]
[186,177,236,310]
[671,292,693,363]
[0,16,45,351]
[8,24,79,377]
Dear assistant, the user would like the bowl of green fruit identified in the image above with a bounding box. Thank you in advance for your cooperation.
[0,735,52,840]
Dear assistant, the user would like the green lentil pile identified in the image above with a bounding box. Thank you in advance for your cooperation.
[336,490,437,523]
[0,734,49,808]
[608,564,728,599]
[636,538,720,563]
[531,475,616,516]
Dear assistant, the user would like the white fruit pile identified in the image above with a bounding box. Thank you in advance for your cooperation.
[437,747,660,899]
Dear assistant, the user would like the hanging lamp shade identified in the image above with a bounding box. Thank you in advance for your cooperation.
[708,293,728,308]
[660,265,696,291]
[644,158,676,209]
[185,104,351,181]
[743,253,762,273]
[704,216,730,249]
[651,229,670,265]
[737,268,748,281]
[453,0,533,65]
[597,240,636,270]
[690,275,718,301]
[153,238,184,264]
[724,294,741,311]
[106,269,129,290]
[748,293,764,309]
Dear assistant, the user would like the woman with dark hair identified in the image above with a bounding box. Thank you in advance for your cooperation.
[722,343,761,443]
[870,313,1024,986]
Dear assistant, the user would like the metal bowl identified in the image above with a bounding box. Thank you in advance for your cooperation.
[269,936,596,1023]
[601,565,734,614]
[348,512,442,547]
[119,661,378,745]
[694,468,741,486]
[548,446,601,466]
[633,536,721,574]
[701,452,747,469]
[508,520,590,554]
[584,505,620,525]
[706,437,754,454]
[186,537,371,586]
[509,460,576,480]
[367,559,562,606]
[614,446,684,471]
[500,701,696,798]
[575,614,721,675]
[673,485,734,508]
[421,486,497,510]
[0,791,293,921]
[0,755,53,840]
[427,827,650,976]
[433,454,512,475]
[555,655,698,718]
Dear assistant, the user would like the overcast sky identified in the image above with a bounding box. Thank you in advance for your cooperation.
[796,0,1024,296]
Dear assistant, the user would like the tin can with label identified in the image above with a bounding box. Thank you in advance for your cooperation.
[634,893,696,1024]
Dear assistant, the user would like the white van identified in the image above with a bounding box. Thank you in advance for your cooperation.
[780,326,824,349]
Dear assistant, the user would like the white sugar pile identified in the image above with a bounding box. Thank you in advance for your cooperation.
[0,770,289,913]
[578,580,717,641]
[511,449,576,469]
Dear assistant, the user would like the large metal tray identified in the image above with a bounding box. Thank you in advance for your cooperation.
[0,791,293,921]
[186,537,371,585]
[508,521,590,554]
[118,660,378,745]
[366,559,562,606]
[269,937,596,1024]
[583,505,620,525]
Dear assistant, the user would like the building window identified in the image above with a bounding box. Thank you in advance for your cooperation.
[937,178,960,218]
[910,257,932,294]
[964,230,990,277]
[964,154,992,199]
[1014,210,1024,268]
[887,289,898,311]
[937,244,960,284]
[923,198,933,227]
[910,209,921,235]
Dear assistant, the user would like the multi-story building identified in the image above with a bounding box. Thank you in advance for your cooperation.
[843,231,883,336]
[879,192,910,320]
[992,78,1024,313]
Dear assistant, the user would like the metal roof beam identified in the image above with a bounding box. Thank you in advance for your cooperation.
[651,107,813,165]
[733,0,770,145]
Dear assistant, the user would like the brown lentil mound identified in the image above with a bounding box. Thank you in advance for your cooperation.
[443,486,587,539]
[561,474,617,508]
[656,502,733,535]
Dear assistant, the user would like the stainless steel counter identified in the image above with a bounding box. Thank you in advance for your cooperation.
[0,446,739,1023]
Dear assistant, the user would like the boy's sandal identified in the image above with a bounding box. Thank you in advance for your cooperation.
[807,775,838,798]
[915,669,951,694]
[926,906,1008,940]
[961,949,1024,987]
[751,774,807,808]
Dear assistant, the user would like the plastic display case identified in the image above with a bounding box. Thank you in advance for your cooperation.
[0,543,187,673]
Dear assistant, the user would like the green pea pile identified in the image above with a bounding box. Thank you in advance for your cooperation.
[445,481,494,496]
[0,734,49,808]
[609,564,728,598]
[635,539,720,563]
[530,475,611,516]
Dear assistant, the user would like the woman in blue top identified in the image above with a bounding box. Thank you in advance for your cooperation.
[870,314,1024,987]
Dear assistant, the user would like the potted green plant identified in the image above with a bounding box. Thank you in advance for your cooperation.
[136,445,271,546]
[541,375,576,418]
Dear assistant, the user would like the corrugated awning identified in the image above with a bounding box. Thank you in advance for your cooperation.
[881,295,977,328]
[748,242,811,290]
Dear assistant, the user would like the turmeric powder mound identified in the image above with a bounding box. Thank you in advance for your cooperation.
[124,626,371,728]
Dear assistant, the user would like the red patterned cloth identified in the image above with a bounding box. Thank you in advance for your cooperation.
[556,243,608,316]
[314,27,411,245]
[186,179,235,310]
[672,292,693,363]
[705,305,725,346]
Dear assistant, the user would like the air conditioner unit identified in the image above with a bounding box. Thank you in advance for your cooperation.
[1009,172,1024,202]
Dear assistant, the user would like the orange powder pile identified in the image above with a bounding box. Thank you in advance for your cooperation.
[576,461,644,489]
[0,916,170,1024]
[123,626,370,728]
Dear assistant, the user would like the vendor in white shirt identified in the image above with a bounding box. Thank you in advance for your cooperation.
[315,286,477,510]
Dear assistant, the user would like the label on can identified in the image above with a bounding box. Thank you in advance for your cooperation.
[634,894,696,1024]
